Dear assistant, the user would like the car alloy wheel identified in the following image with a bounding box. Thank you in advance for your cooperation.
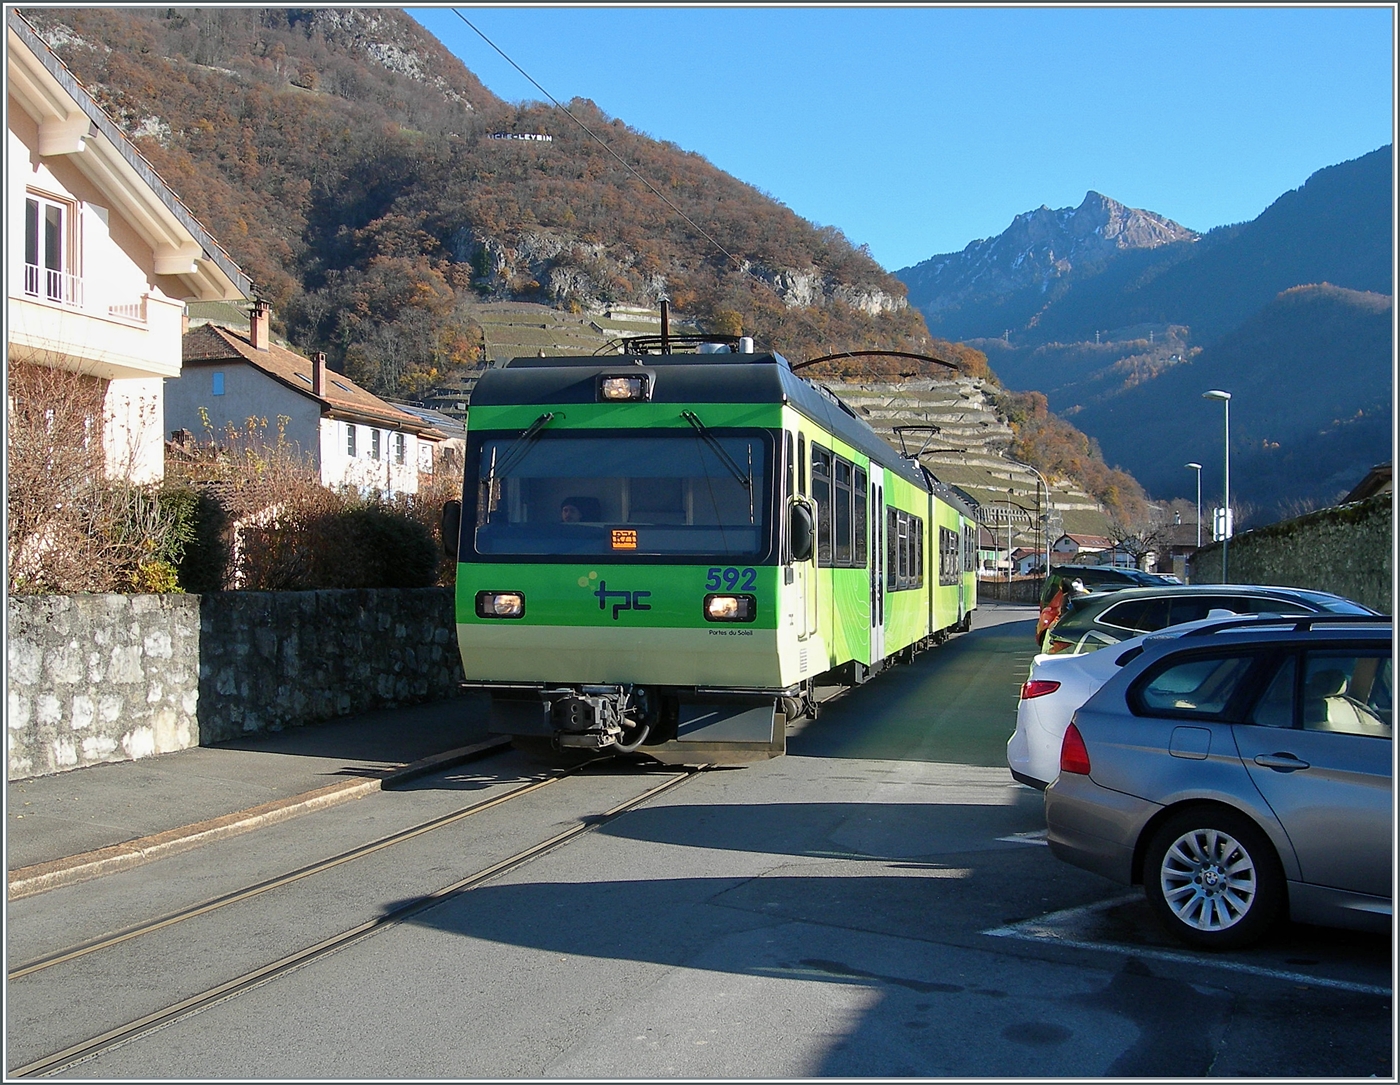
[1143,807,1284,950]
[1160,827,1256,931]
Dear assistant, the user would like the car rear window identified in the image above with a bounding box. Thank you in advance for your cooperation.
[1099,597,1170,632]
[1133,652,1260,720]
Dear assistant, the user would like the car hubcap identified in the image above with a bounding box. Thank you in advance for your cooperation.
[1160,827,1257,931]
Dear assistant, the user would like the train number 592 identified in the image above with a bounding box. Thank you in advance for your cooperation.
[705,567,757,591]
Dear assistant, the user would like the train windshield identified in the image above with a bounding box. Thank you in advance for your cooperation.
[469,429,773,560]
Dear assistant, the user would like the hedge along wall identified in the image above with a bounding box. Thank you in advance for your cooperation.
[7,588,464,780]
[1190,493,1392,614]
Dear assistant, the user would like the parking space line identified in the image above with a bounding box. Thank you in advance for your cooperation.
[982,897,1391,996]
[994,829,1049,846]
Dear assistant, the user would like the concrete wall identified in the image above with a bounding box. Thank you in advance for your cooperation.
[8,587,464,780]
[1190,493,1392,614]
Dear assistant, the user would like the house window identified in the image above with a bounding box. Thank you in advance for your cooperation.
[394,432,406,465]
[370,428,381,460]
[346,424,357,457]
[211,372,225,396]
[24,193,78,305]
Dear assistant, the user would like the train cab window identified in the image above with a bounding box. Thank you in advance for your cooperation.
[811,445,833,567]
[854,467,868,567]
[834,458,853,566]
[471,429,772,560]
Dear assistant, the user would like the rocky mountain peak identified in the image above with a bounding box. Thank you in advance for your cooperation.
[896,193,1198,321]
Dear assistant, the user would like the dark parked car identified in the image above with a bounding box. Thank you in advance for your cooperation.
[1036,566,1173,645]
[1041,584,1376,655]
[1045,614,1392,949]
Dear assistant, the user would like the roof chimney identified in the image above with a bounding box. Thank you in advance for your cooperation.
[249,299,271,351]
[313,351,326,397]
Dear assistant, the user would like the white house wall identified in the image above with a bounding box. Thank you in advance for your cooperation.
[320,417,421,496]
[103,377,164,483]
[165,363,321,462]
[8,105,186,381]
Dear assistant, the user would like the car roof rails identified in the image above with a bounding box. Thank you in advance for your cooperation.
[1181,613,1392,637]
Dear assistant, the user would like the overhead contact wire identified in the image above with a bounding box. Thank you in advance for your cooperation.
[450,9,848,360]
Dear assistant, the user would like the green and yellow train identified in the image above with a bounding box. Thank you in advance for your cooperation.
[441,336,978,764]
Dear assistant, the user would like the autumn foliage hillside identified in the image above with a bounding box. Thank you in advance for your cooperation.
[19,6,1145,518]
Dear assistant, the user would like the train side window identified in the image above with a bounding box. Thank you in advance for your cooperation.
[913,515,924,588]
[853,467,868,568]
[887,507,898,591]
[897,511,910,588]
[834,458,853,566]
[797,433,806,495]
[812,445,833,568]
[940,525,959,586]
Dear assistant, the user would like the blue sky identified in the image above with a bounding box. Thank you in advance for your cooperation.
[410,6,1395,272]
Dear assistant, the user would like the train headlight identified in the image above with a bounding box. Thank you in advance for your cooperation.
[598,375,650,401]
[476,591,525,619]
[704,594,756,623]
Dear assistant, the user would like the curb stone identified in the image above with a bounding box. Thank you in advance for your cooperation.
[7,737,512,900]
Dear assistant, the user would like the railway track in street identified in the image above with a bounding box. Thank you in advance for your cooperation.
[8,759,707,1079]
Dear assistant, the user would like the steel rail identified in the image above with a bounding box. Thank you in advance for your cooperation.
[8,765,705,1080]
[9,757,593,981]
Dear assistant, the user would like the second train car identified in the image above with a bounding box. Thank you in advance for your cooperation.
[441,336,979,764]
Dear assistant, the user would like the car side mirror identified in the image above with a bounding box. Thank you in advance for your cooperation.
[440,499,462,559]
[789,502,814,563]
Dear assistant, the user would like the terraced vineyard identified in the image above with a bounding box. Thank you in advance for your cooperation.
[822,378,1113,543]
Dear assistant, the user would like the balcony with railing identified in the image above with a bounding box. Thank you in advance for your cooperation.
[23,262,83,308]
[10,263,184,379]
[21,262,152,325]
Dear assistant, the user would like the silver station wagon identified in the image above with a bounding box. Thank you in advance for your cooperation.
[1044,615,1392,949]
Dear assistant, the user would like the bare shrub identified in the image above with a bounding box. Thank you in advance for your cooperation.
[166,413,460,590]
[6,361,189,594]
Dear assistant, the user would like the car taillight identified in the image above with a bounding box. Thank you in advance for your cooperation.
[1020,679,1062,700]
[1046,637,1075,654]
[1060,722,1091,775]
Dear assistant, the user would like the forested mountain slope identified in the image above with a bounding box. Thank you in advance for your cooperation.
[20,6,1152,520]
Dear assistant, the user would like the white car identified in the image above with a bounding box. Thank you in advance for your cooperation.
[1008,613,1239,789]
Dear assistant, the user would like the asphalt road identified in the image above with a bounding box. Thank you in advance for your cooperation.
[7,604,1391,1077]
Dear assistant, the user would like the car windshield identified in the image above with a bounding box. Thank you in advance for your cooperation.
[469,429,773,560]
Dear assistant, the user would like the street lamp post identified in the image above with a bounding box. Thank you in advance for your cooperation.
[1202,390,1231,582]
[1006,459,1053,580]
[1185,462,1202,550]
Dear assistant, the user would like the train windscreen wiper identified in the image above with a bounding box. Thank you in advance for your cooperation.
[478,412,556,523]
[680,410,751,490]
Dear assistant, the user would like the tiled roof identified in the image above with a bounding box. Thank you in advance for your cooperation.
[1057,534,1113,549]
[182,324,434,434]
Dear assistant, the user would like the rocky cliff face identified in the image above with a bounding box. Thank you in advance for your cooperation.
[898,192,1198,319]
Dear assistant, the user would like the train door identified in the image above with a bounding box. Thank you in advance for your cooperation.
[956,515,967,627]
[870,467,886,664]
[790,431,809,642]
[800,433,817,638]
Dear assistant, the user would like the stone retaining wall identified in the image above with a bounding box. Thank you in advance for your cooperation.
[7,594,200,781]
[1190,494,1392,614]
[977,577,1045,605]
[7,588,463,780]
